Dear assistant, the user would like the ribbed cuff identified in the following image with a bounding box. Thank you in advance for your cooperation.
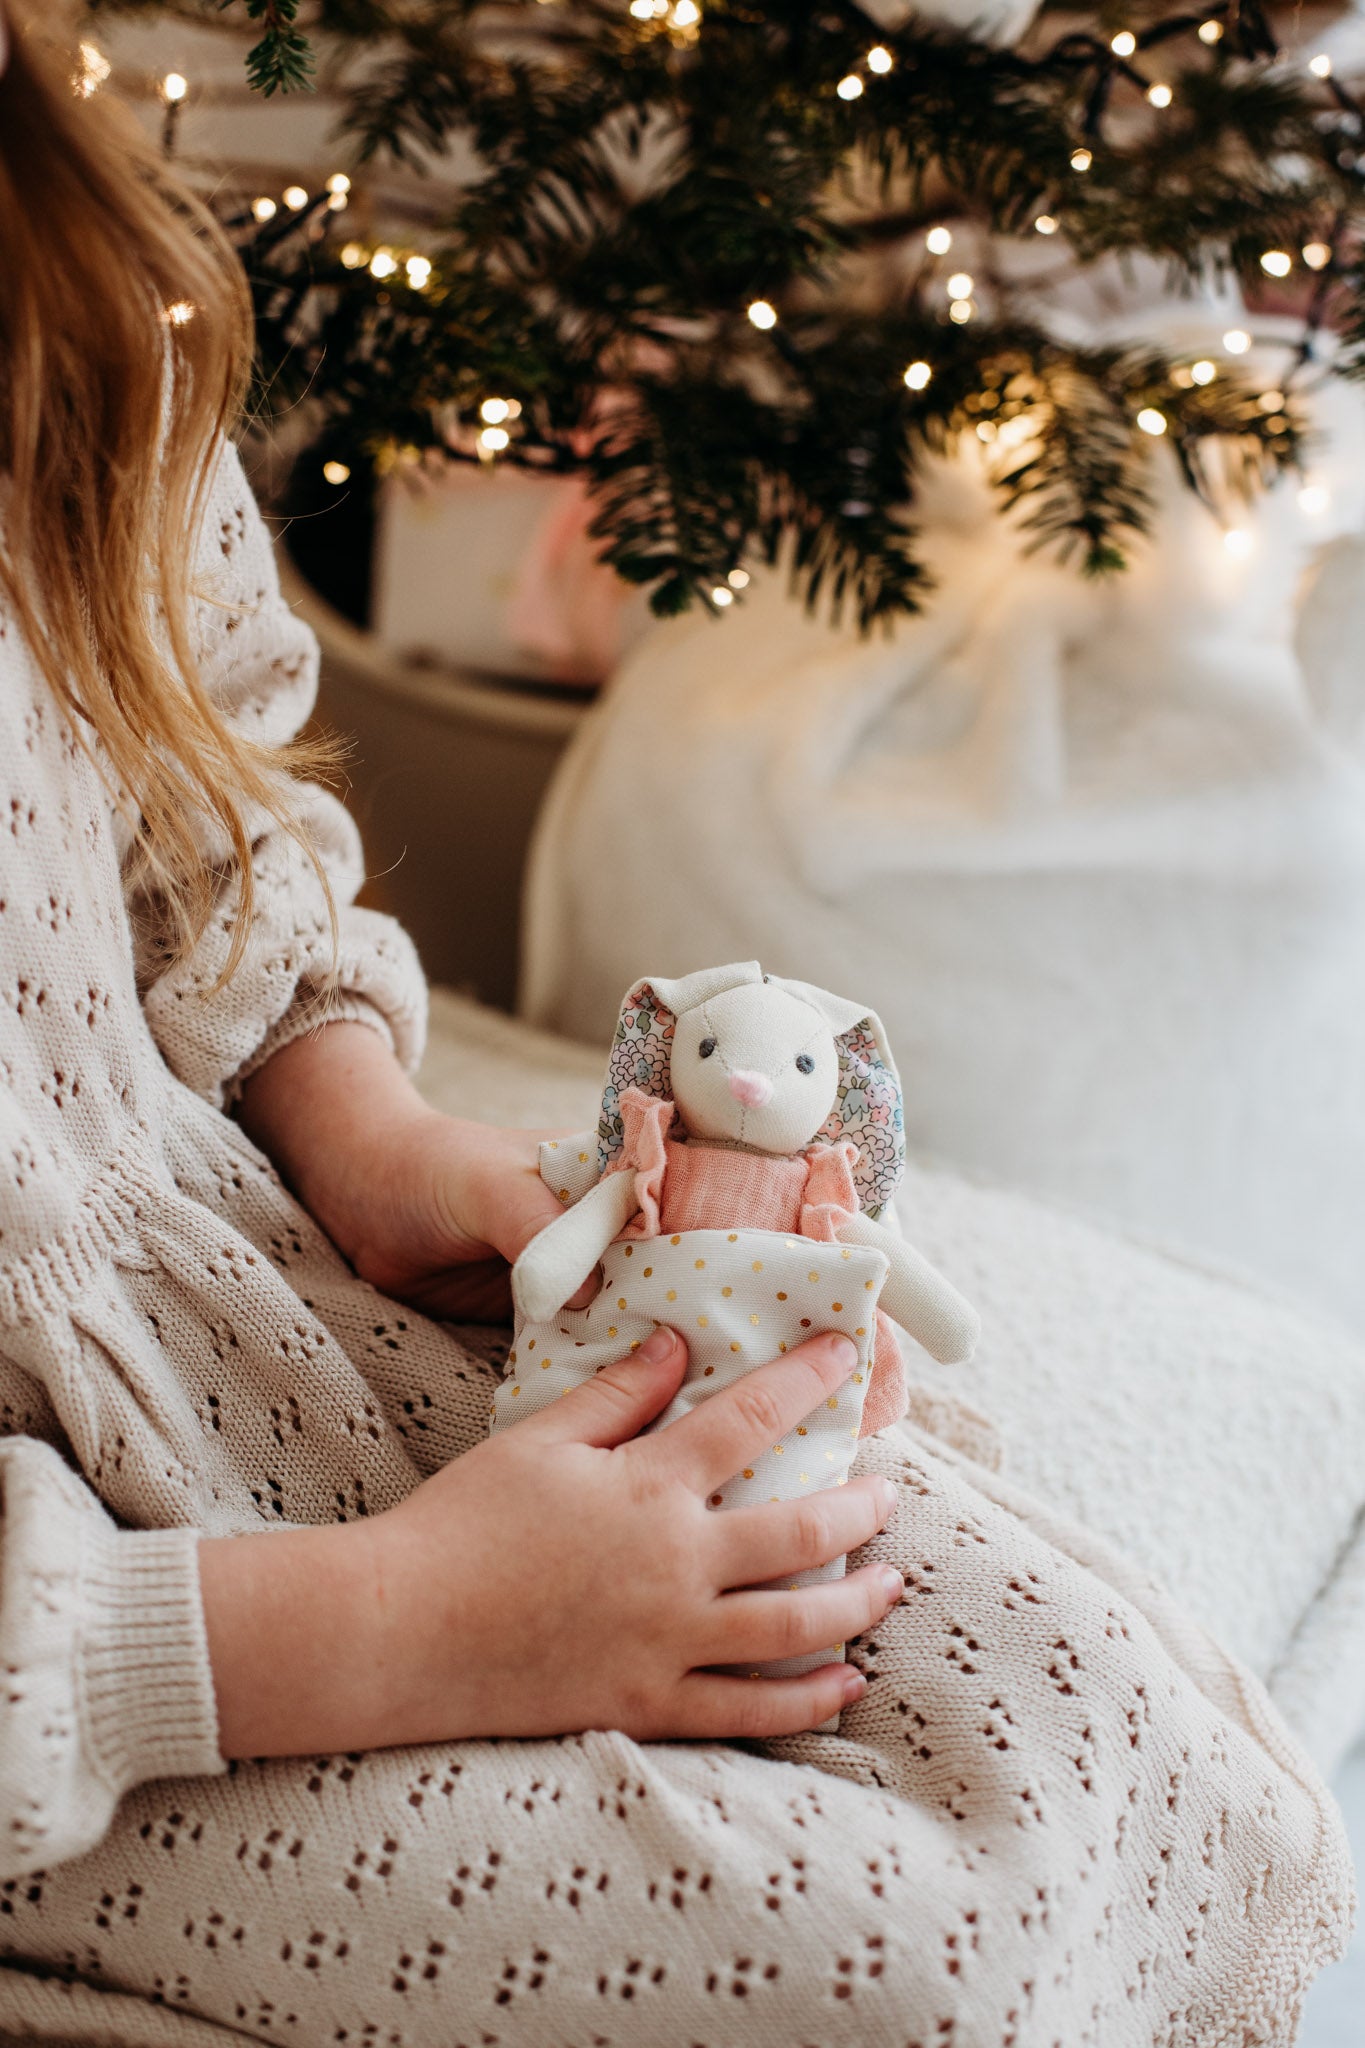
[227,989,398,1105]
[79,1525,226,1796]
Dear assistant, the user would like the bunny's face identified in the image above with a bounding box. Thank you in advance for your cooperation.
[670,981,840,1153]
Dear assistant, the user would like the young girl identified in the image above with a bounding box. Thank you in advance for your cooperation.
[0,8,1348,2044]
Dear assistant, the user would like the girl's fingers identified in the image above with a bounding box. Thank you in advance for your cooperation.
[644,1332,859,1495]
[710,1473,897,1588]
[671,1662,866,1741]
[702,1561,903,1665]
[518,1325,688,1449]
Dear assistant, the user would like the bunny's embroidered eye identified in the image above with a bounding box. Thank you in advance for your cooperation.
[795,1053,815,1074]
[699,1036,718,1059]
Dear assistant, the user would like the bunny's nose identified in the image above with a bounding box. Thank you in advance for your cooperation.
[728,1069,773,1108]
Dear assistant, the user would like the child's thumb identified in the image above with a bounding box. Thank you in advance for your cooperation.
[522,1326,687,1449]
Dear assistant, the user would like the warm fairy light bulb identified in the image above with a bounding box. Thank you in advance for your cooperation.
[1197,19,1223,42]
[1299,483,1330,514]
[1258,389,1285,412]
[1136,407,1168,436]
[480,398,511,424]
[328,191,349,211]
[1260,249,1292,277]
[1309,53,1333,79]
[1110,30,1137,57]
[1303,241,1332,270]
[162,72,188,102]
[629,0,654,16]
[672,0,701,23]
[323,460,351,485]
[904,360,932,390]
[369,249,398,279]
[405,255,433,288]
[163,300,196,326]
[283,185,308,211]
[727,567,751,588]
[837,74,865,99]
[1034,214,1059,235]
[251,196,278,222]
[975,420,998,442]
[748,299,778,329]
[1147,82,1173,108]
[926,225,953,255]
[1070,147,1093,171]
[867,45,893,73]
[711,585,735,606]
[949,299,974,324]
[1190,358,1217,385]
[76,43,111,97]
[1223,327,1251,354]
[479,426,511,453]
[340,242,366,269]
[326,173,351,194]
[947,271,973,299]
[1223,528,1252,557]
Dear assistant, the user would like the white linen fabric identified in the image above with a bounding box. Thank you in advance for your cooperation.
[520,307,1365,1338]
[0,446,1360,2043]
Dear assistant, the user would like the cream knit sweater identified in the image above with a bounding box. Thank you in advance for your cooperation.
[0,442,1352,2047]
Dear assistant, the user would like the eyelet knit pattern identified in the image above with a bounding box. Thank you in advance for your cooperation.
[0,443,1352,2045]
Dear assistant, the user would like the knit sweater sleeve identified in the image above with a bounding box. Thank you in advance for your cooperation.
[130,438,428,1109]
[0,1435,224,1878]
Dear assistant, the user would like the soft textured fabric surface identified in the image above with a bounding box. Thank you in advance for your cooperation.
[519,299,1365,1340]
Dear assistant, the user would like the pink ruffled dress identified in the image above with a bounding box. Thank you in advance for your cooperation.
[606,1088,907,1435]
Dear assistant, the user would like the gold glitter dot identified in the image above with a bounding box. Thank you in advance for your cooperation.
[721,1285,733,1298]
[630,1340,642,1352]
[771,1495,780,1501]
[855,1326,866,1336]
[643,1266,653,1277]
[853,1371,864,1385]
[865,1279,874,1290]
[796,1425,808,1437]
[508,1351,517,1365]
[710,1492,723,1506]
[837,1473,848,1486]
[559,1189,570,1202]
[752,1260,763,1272]
[698,1315,709,1327]
[776,1291,788,1301]
[528,1339,536,1352]
[832,1300,843,1312]
[511,1385,521,1396]
[825,1451,835,1461]
[799,1471,809,1483]
[548,1141,559,1150]
[774,1444,785,1455]
[827,1396,838,1409]
[743,1467,754,1479]
[840,1248,851,1260]
[704,1365,715,1376]
[666,1289,677,1302]
[778,1342,788,1353]
[608,1327,618,1338]
[579,1151,589,1163]
[749,1313,760,1326]
[623,1245,633,1258]
[670,1234,682,1246]
[541,1359,552,1370]
[695,1258,706,1270]
[617,1297,627,1309]
[808,1271,819,1283]
[730,1342,742,1353]
[849,1426,858,1437]
[728,1233,739,1242]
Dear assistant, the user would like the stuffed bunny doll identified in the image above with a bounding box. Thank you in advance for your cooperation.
[492,962,979,1687]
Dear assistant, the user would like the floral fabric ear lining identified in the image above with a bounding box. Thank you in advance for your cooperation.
[597,979,905,1215]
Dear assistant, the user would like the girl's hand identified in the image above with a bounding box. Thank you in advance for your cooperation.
[200,1328,903,1752]
[237,1020,581,1318]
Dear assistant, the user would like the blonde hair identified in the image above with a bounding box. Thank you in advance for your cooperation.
[0,6,333,983]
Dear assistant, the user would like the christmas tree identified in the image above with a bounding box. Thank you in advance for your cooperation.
[90,0,1365,626]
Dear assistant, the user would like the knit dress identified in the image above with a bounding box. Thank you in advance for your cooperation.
[0,440,1351,2048]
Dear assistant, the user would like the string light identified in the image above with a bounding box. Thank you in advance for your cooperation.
[75,43,110,97]
[340,243,366,269]
[1259,249,1292,277]
[326,173,351,193]
[480,398,511,423]
[748,299,778,329]
[162,301,196,326]
[283,185,308,211]
[328,190,349,212]
[629,0,654,15]
[1136,407,1167,436]
[926,226,953,255]
[711,585,736,606]
[369,249,398,279]
[673,0,701,23]
[728,567,751,588]
[1302,241,1332,269]
[1223,328,1251,354]
[1190,358,1217,384]
[867,46,893,73]
[251,196,278,222]
[1197,19,1223,42]
[1070,148,1092,172]
[479,426,511,453]
[904,360,933,390]
[1147,82,1173,107]
[1299,484,1330,514]
[947,271,973,299]
[1035,214,1059,235]
[1309,53,1333,79]
[1223,528,1252,557]
[405,255,433,288]
[949,299,974,324]
[162,72,187,102]
[1110,30,1137,57]
[837,74,865,100]
[976,420,998,442]
[1257,389,1285,412]
[323,460,351,485]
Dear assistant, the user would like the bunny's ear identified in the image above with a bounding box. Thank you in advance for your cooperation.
[770,976,905,1215]
[597,978,679,1171]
